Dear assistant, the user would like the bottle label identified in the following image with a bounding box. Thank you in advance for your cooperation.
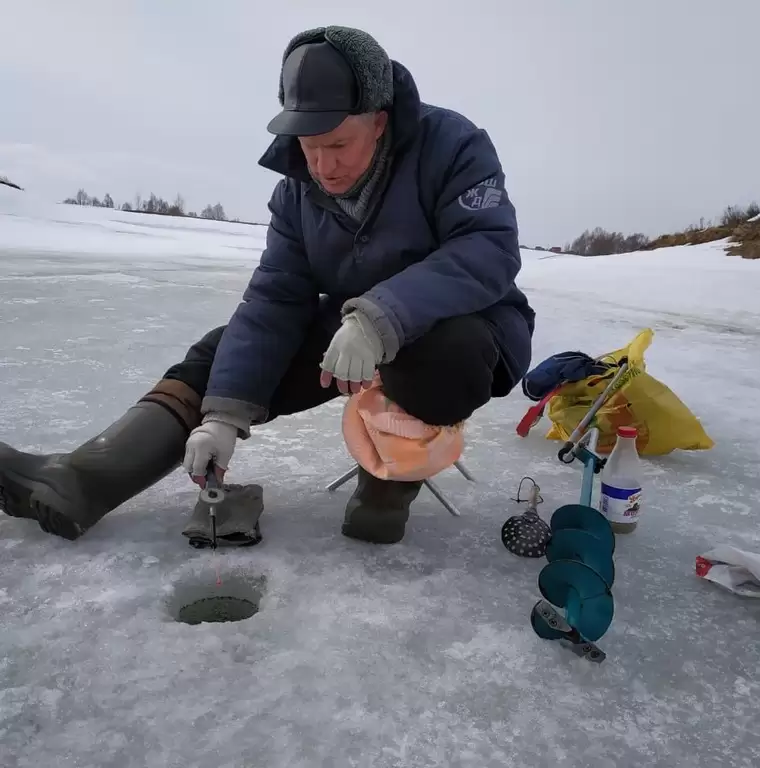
[600,483,642,525]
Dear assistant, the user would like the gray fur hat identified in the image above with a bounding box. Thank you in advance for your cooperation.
[277,26,394,116]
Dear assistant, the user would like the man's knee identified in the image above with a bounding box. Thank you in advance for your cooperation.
[379,315,499,426]
[184,326,227,365]
[162,325,227,397]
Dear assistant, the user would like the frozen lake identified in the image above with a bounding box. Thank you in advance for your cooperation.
[1,197,760,767]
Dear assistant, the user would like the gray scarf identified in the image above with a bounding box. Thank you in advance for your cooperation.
[314,126,393,223]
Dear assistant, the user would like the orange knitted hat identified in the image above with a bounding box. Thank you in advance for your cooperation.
[341,375,465,481]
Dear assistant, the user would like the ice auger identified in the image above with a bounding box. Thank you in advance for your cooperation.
[503,362,630,663]
[530,495,615,663]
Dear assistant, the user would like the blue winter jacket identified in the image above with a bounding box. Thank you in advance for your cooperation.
[202,60,535,429]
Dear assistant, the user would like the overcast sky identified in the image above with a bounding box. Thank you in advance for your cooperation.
[1,0,757,246]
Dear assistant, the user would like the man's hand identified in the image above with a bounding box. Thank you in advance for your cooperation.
[183,420,238,486]
[320,312,384,394]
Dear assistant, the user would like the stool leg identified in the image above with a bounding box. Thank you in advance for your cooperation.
[326,464,359,492]
[454,460,475,482]
[424,478,462,517]
[327,462,470,517]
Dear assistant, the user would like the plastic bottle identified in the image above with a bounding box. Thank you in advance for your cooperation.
[599,426,642,534]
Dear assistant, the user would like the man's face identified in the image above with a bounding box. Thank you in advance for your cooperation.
[299,112,388,195]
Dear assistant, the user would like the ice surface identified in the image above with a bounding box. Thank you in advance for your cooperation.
[2,189,760,767]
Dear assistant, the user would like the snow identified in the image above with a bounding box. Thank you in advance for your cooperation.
[2,188,760,767]
[0,185,266,259]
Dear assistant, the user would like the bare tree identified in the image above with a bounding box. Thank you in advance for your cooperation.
[567,227,650,256]
[201,202,227,221]
[167,193,185,217]
[721,202,760,227]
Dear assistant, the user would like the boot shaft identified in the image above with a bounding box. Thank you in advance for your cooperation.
[139,378,202,434]
[343,466,423,544]
[0,387,195,538]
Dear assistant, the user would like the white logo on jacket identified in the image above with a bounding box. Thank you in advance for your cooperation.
[458,177,503,211]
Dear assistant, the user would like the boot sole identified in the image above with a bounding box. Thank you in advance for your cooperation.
[0,468,84,541]
[341,518,406,545]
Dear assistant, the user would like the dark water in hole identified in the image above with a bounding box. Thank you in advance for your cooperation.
[178,596,258,625]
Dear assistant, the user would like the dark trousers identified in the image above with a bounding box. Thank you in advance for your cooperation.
[163,300,505,427]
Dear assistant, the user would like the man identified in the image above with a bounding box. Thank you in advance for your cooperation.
[0,26,534,546]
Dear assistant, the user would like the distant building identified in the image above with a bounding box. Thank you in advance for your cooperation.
[549,246,562,253]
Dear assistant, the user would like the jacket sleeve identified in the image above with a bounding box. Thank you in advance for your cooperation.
[343,125,521,362]
[201,180,319,436]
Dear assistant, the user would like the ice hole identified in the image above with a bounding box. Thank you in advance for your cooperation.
[167,571,266,626]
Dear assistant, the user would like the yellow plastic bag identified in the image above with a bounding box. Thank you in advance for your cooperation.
[545,329,715,456]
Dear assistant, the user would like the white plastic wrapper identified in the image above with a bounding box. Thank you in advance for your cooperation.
[696,545,760,597]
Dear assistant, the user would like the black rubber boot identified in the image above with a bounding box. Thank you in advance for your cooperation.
[0,396,192,541]
[342,467,423,544]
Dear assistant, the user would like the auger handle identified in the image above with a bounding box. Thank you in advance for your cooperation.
[557,360,629,464]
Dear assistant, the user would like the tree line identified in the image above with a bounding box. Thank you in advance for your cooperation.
[564,228,650,257]
[564,201,759,256]
[62,189,230,222]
